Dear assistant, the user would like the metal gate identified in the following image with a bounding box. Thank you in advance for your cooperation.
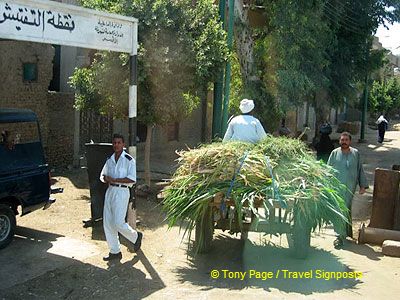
[79,111,113,153]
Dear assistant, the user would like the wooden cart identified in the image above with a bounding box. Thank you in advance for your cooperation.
[195,192,312,258]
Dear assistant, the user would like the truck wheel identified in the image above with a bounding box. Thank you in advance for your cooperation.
[288,218,311,259]
[195,206,213,253]
[0,204,16,249]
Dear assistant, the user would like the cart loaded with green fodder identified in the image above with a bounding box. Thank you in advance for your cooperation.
[162,136,349,258]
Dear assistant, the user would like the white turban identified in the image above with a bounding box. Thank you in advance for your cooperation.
[239,99,255,114]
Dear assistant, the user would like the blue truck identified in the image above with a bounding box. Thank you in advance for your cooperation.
[0,108,62,249]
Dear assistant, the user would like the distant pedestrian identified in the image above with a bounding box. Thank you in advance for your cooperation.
[376,114,388,143]
[100,134,142,261]
[327,132,368,248]
[315,123,334,163]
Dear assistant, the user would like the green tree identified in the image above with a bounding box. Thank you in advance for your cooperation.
[260,0,399,134]
[260,0,334,133]
[388,78,400,113]
[71,0,227,185]
[369,78,400,115]
[268,1,332,104]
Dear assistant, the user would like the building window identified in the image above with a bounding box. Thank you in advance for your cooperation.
[23,63,38,82]
[167,122,179,141]
[49,45,61,91]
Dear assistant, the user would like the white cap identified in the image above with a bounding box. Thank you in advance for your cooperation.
[239,99,255,114]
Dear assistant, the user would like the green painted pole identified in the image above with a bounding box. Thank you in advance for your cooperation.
[221,0,235,134]
[359,73,369,142]
[212,0,226,139]
[359,43,370,143]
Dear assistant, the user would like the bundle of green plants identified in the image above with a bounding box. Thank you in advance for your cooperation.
[162,136,348,251]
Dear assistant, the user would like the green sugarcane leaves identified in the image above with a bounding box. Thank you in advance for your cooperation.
[162,136,348,252]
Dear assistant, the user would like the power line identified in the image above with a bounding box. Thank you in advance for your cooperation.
[324,12,364,34]
[323,3,368,35]
[329,0,364,18]
[325,1,363,28]
[324,3,363,29]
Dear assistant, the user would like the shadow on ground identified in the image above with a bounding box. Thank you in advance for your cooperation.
[89,196,168,243]
[174,234,362,295]
[0,227,165,299]
[340,239,384,262]
[0,227,66,291]
[54,168,90,190]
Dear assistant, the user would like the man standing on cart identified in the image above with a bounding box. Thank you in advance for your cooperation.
[223,99,267,143]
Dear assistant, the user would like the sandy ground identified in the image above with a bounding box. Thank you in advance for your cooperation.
[0,125,400,299]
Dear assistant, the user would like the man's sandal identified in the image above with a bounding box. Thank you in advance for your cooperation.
[334,237,344,249]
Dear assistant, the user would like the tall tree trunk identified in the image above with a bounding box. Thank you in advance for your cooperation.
[234,0,257,85]
[144,124,153,186]
[313,90,330,139]
[201,85,208,143]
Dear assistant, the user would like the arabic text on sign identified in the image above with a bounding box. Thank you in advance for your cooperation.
[0,2,75,32]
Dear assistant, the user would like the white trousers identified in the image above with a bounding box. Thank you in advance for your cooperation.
[103,186,138,254]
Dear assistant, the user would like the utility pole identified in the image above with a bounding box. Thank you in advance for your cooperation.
[359,42,370,143]
[212,0,226,139]
[127,22,138,229]
[221,0,235,134]
[359,73,369,142]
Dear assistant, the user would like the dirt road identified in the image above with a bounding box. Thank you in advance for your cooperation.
[0,126,399,299]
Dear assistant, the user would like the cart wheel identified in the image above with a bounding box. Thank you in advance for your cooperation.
[195,206,213,253]
[288,217,311,259]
